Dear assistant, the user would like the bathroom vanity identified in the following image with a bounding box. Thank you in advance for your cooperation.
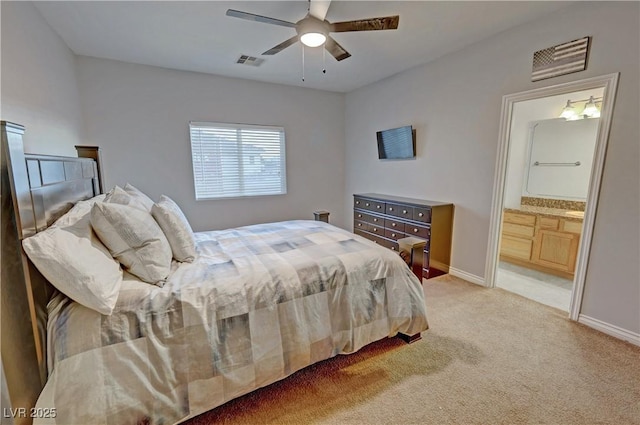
[500,201,584,280]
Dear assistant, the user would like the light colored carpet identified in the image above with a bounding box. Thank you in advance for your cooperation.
[185,275,640,425]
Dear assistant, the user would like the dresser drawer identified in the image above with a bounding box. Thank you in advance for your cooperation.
[368,234,397,251]
[414,207,431,223]
[406,223,430,239]
[386,203,414,220]
[368,223,385,236]
[353,220,369,232]
[353,196,366,209]
[353,211,383,225]
[384,229,406,240]
[384,218,405,232]
[356,230,397,251]
[356,197,385,212]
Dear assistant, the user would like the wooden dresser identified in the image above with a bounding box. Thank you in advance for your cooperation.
[353,193,453,279]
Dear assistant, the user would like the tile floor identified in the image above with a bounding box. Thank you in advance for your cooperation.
[496,261,573,311]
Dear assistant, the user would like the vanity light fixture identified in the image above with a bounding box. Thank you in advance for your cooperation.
[559,96,602,120]
[582,96,601,118]
[559,100,578,120]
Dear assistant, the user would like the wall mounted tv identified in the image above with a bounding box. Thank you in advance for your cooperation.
[376,125,416,159]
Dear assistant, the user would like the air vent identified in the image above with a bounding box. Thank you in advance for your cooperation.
[236,55,264,67]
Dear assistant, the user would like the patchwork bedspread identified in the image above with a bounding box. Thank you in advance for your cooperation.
[35,220,428,424]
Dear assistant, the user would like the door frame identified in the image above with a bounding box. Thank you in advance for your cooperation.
[485,73,619,320]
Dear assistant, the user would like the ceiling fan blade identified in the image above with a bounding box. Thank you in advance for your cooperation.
[263,36,299,55]
[309,0,332,21]
[226,9,296,28]
[331,16,399,32]
[325,36,351,61]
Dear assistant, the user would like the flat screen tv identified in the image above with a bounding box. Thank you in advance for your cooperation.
[376,125,416,159]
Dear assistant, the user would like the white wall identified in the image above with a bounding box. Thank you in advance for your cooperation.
[76,57,346,231]
[0,1,84,155]
[344,2,639,334]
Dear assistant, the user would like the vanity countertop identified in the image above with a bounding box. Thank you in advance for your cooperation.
[505,205,584,222]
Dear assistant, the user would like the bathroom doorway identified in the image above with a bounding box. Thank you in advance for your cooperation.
[485,74,619,319]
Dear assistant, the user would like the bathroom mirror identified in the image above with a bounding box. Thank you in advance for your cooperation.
[522,118,599,200]
[502,87,604,209]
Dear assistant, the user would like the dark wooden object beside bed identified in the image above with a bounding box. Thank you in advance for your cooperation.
[1,121,103,414]
[354,193,453,279]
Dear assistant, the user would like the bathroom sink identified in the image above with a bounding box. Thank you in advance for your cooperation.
[565,211,585,218]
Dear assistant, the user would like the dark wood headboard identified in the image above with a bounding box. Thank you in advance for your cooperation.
[1,121,104,408]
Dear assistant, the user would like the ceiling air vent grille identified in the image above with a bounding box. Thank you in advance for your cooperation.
[236,55,264,67]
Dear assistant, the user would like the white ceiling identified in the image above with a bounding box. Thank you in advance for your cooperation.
[34,1,572,93]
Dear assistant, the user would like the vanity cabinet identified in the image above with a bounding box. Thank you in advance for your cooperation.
[500,210,582,279]
[531,229,579,274]
[354,193,453,280]
[501,212,535,261]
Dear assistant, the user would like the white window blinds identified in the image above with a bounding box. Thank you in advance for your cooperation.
[190,122,287,200]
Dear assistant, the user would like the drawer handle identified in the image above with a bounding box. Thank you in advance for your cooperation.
[391,233,396,237]
[413,228,419,233]
[373,218,378,222]
[418,212,424,217]
[403,210,408,214]
[358,214,362,218]
[377,205,381,209]
[391,223,396,227]
[373,227,378,232]
[391,246,396,251]
[365,203,370,207]
[389,207,394,211]
[356,201,360,204]
[357,223,362,227]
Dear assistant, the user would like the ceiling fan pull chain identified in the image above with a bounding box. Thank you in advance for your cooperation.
[323,48,326,74]
[302,44,305,82]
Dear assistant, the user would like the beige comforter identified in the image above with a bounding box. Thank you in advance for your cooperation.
[36,220,428,424]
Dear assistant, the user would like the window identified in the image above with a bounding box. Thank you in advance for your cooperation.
[189,122,287,200]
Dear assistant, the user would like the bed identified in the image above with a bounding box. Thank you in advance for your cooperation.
[1,121,428,424]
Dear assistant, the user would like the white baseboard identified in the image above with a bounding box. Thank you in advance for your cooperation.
[448,267,486,286]
[578,314,640,347]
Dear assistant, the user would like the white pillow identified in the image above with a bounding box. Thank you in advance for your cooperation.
[104,185,149,212]
[22,208,123,315]
[90,202,172,285]
[151,195,197,262]
[52,194,106,228]
[124,183,155,212]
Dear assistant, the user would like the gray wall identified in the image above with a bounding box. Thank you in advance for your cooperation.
[344,2,639,334]
[0,1,84,156]
[75,57,346,231]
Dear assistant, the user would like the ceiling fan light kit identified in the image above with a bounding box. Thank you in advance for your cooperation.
[225,2,399,66]
[298,16,329,47]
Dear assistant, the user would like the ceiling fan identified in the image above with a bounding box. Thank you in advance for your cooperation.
[226,0,399,62]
